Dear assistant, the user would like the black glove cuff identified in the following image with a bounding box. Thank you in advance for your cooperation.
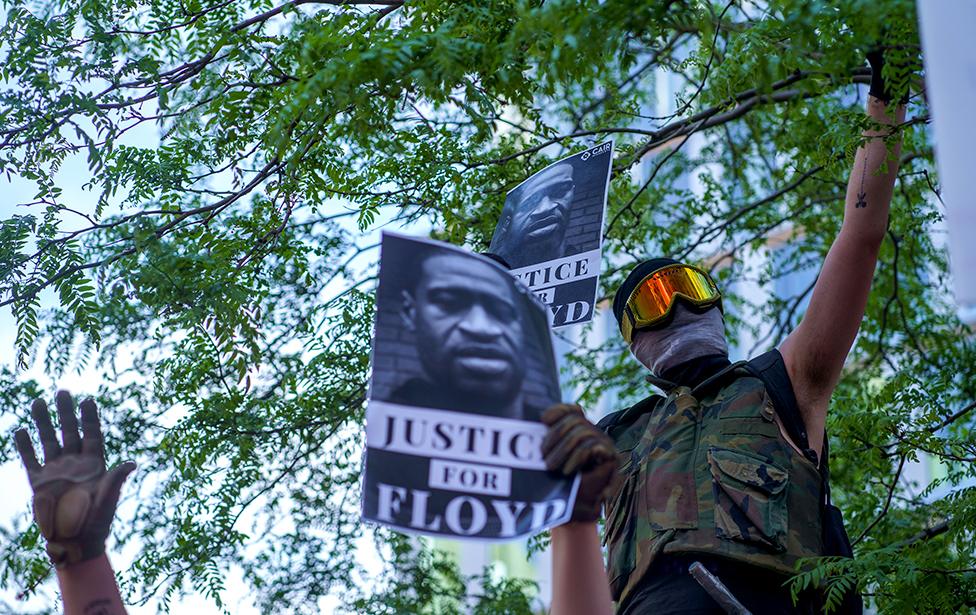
[46,540,106,569]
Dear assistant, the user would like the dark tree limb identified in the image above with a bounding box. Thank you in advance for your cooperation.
[853,453,908,546]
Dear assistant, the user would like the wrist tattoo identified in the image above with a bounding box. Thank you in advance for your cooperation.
[83,599,113,615]
[856,153,869,209]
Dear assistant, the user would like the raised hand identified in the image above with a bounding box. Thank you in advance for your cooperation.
[542,403,620,523]
[14,390,136,568]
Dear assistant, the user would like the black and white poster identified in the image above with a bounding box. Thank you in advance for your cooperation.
[362,232,578,539]
[489,140,614,328]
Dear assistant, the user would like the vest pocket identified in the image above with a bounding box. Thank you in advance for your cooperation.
[604,469,638,600]
[707,447,788,551]
[639,393,700,530]
[641,453,699,529]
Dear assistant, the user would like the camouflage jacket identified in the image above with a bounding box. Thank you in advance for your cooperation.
[598,361,824,606]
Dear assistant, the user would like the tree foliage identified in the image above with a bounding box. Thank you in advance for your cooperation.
[1,0,972,612]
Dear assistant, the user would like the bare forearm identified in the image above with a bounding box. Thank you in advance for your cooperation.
[780,97,908,428]
[550,522,613,615]
[843,95,907,243]
[56,554,128,615]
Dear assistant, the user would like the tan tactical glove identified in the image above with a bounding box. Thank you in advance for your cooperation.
[542,403,620,523]
[14,390,136,568]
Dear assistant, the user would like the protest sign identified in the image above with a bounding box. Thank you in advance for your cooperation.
[362,232,578,539]
[489,141,614,328]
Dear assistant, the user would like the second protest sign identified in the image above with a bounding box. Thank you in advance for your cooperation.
[489,140,614,328]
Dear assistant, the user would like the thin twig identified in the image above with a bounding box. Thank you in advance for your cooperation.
[853,454,907,546]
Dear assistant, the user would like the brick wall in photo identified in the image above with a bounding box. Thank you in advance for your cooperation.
[563,151,610,257]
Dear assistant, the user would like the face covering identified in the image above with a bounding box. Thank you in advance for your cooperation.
[629,302,728,376]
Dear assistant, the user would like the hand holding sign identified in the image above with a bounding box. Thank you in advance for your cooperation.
[542,403,620,522]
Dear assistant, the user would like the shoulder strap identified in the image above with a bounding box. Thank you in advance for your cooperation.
[597,394,660,433]
[745,349,812,453]
[690,360,749,399]
[821,432,832,502]
[596,409,626,432]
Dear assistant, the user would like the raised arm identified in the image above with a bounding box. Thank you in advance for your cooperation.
[14,390,135,615]
[542,404,618,615]
[780,55,907,453]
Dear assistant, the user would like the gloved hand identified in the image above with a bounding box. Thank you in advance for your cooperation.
[14,390,136,568]
[542,403,620,523]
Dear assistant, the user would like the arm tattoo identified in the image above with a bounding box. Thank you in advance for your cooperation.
[855,153,869,209]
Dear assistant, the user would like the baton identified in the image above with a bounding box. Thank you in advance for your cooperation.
[688,561,753,615]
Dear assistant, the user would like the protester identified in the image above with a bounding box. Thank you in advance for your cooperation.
[14,390,134,615]
[545,50,907,614]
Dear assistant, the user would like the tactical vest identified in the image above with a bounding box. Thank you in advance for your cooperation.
[600,362,824,606]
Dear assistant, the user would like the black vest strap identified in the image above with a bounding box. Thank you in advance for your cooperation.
[744,349,816,459]
[745,351,862,614]
[596,393,661,433]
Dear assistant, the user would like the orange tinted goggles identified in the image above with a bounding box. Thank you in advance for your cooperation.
[620,264,722,343]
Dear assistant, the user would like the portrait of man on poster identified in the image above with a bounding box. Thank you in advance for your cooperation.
[372,240,557,422]
[490,162,577,269]
[362,234,575,541]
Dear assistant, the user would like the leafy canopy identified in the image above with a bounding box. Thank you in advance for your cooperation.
[1,0,973,612]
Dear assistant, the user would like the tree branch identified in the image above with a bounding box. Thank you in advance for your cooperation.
[853,454,907,546]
